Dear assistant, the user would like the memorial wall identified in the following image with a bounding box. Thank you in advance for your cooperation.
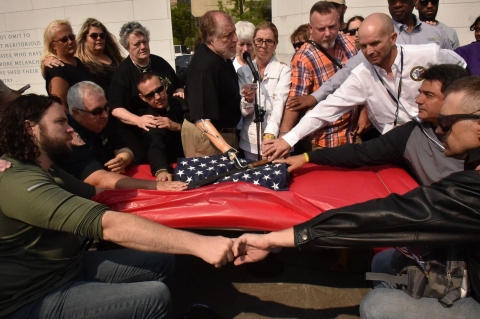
[0,0,174,95]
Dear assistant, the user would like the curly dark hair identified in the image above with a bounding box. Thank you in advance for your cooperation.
[0,94,61,162]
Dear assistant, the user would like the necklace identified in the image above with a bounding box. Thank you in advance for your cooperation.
[132,58,151,73]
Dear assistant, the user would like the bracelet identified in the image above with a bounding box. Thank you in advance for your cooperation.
[279,131,290,135]
[303,152,309,163]
[119,156,127,162]
[155,169,169,177]
[262,133,275,139]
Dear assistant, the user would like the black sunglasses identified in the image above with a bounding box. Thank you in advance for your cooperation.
[75,105,109,116]
[53,34,76,43]
[437,113,480,132]
[88,32,106,40]
[142,85,165,99]
[347,28,359,36]
[418,0,439,6]
[292,41,304,49]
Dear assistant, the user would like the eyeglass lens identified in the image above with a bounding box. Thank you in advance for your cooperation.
[347,28,359,36]
[88,33,106,40]
[89,105,109,116]
[55,34,76,43]
[254,38,275,46]
[292,42,304,49]
[419,0,439,5]
[144,86,165,98]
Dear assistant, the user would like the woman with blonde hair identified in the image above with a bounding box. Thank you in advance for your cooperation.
[41,20,93,109]
[43,18,124,95]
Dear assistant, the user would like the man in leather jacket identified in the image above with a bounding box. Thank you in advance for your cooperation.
[233,75,480,317]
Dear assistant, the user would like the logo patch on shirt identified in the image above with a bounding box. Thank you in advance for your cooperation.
[410,66,426,82]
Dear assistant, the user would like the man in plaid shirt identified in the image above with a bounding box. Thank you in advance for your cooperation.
[279,1,358,150]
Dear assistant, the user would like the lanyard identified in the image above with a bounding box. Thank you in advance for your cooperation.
[374,47,404,126]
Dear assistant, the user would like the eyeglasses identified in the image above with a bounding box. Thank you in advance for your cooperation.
[142,86,165,99]
[88,32,106,40]
[254,38,276,47]
[437,112,480,132]
[292,41,304,49]
[347,28,359,36]
[418,0,439,5]
[52,34,76,43]
[75,105,109,116]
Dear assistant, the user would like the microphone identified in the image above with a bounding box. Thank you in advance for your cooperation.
[242,52,259,82]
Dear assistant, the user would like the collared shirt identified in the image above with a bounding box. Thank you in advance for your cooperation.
[436,21,460,50]
[283,44,466,147]
[56,115,128,180]
[289,33,357,147]
[393,14,451,49]
[455,41,480,75]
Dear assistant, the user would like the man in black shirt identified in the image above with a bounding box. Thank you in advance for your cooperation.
[182,11,242,162]
[57,81,187,191]
[137,73,184,181]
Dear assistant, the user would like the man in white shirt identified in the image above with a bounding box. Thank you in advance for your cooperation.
[263,13,465,160]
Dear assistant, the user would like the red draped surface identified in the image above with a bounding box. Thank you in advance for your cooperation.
[92,164,419,231]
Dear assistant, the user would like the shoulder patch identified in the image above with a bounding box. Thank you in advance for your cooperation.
[410,66,426,82]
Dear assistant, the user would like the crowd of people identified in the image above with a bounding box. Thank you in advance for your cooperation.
[1,0,480,318]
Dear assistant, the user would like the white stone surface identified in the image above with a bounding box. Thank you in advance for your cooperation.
[272,0,480,64]
[0,0,175,94]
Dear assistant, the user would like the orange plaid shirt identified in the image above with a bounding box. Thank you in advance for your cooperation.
[289,33,357,147]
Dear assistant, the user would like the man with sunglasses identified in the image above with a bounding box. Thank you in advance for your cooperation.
[56,81,187,191]
[415,0,459,49]
[234,75,480,318]
[279,1,358,153]
[137,73,184,182]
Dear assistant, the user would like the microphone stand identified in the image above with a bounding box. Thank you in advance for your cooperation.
[252,76,265,161]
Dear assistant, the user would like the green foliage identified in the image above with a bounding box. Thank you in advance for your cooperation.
[171,2,198,47]
[218,0,271,25]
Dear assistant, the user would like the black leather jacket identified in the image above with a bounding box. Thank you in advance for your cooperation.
[294,169,480,250]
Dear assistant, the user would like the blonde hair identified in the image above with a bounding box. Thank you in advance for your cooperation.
[76,18,124,75]
[41,19,72,77]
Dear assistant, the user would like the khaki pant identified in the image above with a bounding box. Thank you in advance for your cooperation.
[181,119,239,158]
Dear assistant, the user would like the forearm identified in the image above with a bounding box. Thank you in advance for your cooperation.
[310,52,364,102]
[294,172,480,250]
[265,228,295,248]
[102,211,212,257]
[111,107,141,126]
[195,119,232,153]
[278,107,300,137]
[84,170,157,190]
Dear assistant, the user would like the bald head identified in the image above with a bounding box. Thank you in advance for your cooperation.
[358,13,397,69]
[359,13,394,38]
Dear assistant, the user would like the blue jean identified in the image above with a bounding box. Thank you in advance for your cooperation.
[9,249,175,319]
[360,248,480,319]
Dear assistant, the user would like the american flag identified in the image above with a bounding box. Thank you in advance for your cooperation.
[174,155,288,191]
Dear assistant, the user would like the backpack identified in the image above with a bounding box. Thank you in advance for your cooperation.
[366,247,469,308]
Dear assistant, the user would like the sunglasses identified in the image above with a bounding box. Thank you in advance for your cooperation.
[418,0,439,5]
[254,38,276,47]
[437,113,480,132]
[75,105,109,116]
[88,32,106,40]
[52,34,76,43]
[142,85,165,99]
[347,28,359,36]
[292,41,305,49]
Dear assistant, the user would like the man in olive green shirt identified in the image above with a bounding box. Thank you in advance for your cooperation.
[0,94,234,319]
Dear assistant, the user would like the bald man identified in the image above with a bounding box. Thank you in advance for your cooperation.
[264,13,465,159]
